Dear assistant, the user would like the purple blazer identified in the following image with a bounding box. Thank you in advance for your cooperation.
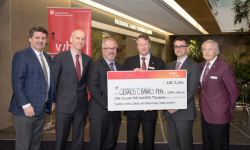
[199,58,239,124]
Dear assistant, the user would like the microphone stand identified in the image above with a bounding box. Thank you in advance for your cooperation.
[51,33,63,53]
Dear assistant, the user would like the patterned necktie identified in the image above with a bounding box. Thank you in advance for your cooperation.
[142,58,146,70]
[109,63,114,71]
[175,61,181,70]
[39,54,48,102]
[202,62,210,84]
[76,54,81,81]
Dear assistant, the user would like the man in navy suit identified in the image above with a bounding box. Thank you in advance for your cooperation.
[9,27,54,150]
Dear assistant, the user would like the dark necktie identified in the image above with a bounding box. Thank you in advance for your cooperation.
[202,62,210,84]
[109,63,114,71]
[175,61,181,70]
[39,54,48,102]
[76,54,81,81]
[142,58,146,70]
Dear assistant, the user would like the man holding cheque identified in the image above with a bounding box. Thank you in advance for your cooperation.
[123,34,165,150]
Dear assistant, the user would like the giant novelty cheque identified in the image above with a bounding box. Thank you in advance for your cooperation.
[107,70,187,111]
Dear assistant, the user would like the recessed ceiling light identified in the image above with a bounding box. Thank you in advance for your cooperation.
[77,0,173,35]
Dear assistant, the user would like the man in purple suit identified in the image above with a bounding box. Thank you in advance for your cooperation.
[199,40,239,150]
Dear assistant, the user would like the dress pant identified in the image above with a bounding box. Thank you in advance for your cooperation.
[202,117,230,150]
[126,111,156,150]
[55,101,87,150]
[13,103,46,150]
[89,117,121,150]
[167,116,194,150]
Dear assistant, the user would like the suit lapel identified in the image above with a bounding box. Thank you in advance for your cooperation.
[101,57,111,71]
[134,55,141,69]
[169,60,177,70]
[180,57,190,69]
[66,50,78,81]
[79,52,87,81]
[28,47,44,76]
[115,62,122,71]
[149,55,155,68]
[202,58,220,87]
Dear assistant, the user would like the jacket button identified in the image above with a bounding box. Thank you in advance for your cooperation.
[202,90,204,92]
[44,93,46,95]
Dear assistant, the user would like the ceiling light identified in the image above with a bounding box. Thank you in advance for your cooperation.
[163,0,208,34]
[77,0,172,35]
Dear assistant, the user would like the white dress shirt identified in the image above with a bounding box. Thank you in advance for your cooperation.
[176,55,188,69]
[139,53,151,70]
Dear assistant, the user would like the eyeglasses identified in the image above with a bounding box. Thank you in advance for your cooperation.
[174,45,188,49]
[103,47,117,51]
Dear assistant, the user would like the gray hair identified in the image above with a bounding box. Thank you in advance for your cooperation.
[102,38,118,49]
[202,40,220,54]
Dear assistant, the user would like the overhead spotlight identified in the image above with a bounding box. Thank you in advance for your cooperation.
[215,11,219,16]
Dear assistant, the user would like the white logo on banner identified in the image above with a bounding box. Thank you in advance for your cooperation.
[50,10,54,15]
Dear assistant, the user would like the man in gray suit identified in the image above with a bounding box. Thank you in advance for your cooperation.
[162,36,200,150]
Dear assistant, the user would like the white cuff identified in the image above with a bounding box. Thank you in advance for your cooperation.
[22,103,31,109]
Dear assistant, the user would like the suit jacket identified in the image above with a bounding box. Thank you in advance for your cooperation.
[87,57,122,120]
[9,47,54,116]
[123,54,165,120]
[52,49,92,114]
[162,57,200,120]
[199,58,238,124]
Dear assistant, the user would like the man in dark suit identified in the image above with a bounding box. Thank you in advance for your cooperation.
[162,36,200,150]
[87,38,123,150]
[199,40,238,150]
[9,27,54,150]
[52,30,92,150]
[123,34,165,150]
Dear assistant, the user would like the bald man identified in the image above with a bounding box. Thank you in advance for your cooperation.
[52,30,92,150]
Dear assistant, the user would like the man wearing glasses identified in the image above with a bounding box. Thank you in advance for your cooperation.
[87,38,123,150]
[162,36,200,150]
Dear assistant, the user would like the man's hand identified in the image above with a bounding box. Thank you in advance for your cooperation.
[144,109,152,112]
[24,106,35,117]
[167,109,176,114]
[51,102,55,111]
[134,68,141,72]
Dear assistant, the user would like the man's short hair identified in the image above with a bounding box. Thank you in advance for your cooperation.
[71,29,85,39]
[173,36,189,46]
[102,38,118,49]
[29,27,48,38]
[202,40,220,54]
[136,34,151,45]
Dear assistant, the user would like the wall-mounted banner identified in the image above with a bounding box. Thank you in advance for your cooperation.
[47,8,91,56]
[107,70,187,111]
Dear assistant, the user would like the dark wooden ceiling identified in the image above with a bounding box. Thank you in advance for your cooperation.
[174,0,221,34]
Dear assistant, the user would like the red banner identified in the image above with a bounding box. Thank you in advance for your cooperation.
[47,8,91,56]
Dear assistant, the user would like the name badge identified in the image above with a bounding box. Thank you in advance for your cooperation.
[148,66,155,70]
[210,76,217,79]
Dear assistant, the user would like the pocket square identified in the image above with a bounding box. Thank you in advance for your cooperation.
[210,76,217,79]
[148,66,155,70]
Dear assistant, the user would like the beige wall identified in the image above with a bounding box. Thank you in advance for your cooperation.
[164,33,171,67]
[0,0,71,130]
[0,0,12,130]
